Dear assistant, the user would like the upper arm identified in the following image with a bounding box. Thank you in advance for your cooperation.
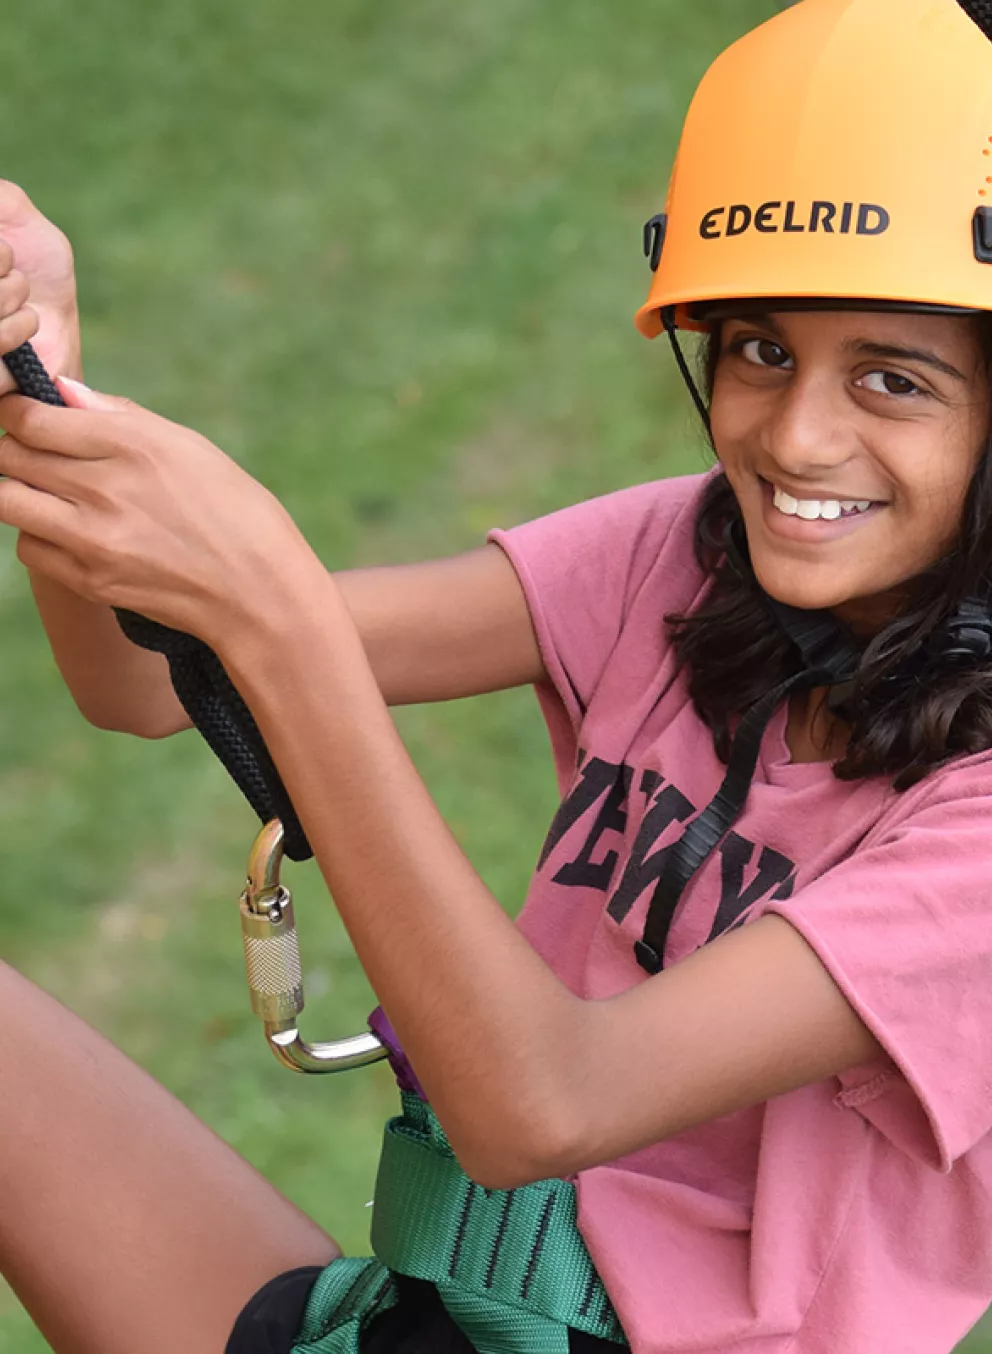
[549,915,881,1176]
[334,544,546,705]
[541,776,992,1180]
[338,477,705,711]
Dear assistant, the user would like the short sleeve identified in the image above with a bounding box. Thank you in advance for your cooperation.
[760,761,992,1171]
[488,474,707,734]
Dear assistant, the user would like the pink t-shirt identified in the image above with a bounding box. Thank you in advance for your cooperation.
[491,472,992,1354]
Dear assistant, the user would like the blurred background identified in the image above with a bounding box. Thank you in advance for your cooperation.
[0,1,986,1349]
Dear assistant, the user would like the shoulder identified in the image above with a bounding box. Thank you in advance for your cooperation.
[486,472,713,745]
[530,470,708,546]
[863,747,992,848]
[490,470,712,609]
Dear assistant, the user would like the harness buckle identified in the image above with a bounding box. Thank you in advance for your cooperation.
[239,820,388,1074]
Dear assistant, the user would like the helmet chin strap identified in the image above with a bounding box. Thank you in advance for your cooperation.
[634,635,857,975]
[721,517,860,681]
[634,519,860,975]
[661,305,711,435]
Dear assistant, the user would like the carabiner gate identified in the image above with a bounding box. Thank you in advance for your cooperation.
[239,819,387,1074]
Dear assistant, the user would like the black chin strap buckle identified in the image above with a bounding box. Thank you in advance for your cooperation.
[928,595,992,665]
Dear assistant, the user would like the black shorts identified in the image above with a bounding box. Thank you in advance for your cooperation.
[227,1267,620,1354]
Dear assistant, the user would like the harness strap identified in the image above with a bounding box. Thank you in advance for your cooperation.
[370,1092,627,1353]
[291,1256,398,1353]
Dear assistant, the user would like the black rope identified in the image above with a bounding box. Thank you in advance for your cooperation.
[2,342,313,861]
[3,343,66,405]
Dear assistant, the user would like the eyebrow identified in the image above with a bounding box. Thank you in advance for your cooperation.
[842,340,968,384]
[722,314,969,384]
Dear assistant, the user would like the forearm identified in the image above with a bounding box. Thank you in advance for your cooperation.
[29,572,191,736]
[216,565,582,1187]
[29,540,541,736]
[12,237,190,735]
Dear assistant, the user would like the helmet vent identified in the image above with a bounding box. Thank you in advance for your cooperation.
[957,0,992,40]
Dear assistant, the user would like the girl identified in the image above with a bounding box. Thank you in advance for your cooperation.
[0,0,990,1350]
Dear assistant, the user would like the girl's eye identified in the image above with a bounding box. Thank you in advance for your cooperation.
[859,370,923,398]
[739,338,793,369]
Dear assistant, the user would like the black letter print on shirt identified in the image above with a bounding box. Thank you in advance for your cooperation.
[538,756,622,873]
[706,832,797,942]
[553,764,633,892]
[606,778,696,924]
[540,758,799,960]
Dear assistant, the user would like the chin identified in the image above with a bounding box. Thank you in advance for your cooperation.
[751,565,852,614]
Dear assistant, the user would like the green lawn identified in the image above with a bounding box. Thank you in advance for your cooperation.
[0,1,988,1350]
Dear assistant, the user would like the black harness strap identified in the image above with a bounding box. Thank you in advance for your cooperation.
[635,522,860,975]
[3,342,314,861]
[634,664,836,974]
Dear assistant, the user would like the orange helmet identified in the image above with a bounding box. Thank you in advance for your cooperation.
[637,0,992,337]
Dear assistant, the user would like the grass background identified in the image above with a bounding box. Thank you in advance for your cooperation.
[0,1,987,1349]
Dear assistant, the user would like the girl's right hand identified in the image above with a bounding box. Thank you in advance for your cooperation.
[0,181,81,394]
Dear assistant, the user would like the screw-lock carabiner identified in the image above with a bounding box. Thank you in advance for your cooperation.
[239,819,388,1074]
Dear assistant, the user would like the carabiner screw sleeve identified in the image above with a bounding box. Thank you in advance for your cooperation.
[240,886,305,1028]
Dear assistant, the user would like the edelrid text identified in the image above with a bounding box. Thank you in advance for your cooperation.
[699,201,890,240]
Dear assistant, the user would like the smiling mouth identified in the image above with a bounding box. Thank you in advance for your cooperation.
[770,484,878,522]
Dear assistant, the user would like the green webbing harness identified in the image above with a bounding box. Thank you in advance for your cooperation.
[291,1092,629,1354]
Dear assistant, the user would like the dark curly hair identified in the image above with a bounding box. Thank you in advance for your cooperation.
[666,314,992,790]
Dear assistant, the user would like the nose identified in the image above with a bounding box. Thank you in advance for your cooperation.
[761,369,860,479]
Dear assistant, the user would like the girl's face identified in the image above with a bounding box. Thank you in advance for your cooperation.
[710,309,991,632]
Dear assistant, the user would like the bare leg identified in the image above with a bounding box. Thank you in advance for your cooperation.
[0,960,341,1354]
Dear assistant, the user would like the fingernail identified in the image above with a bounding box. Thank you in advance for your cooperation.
[57,375,91,393]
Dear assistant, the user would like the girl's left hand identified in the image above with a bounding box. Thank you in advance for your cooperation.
[0,381,321,645]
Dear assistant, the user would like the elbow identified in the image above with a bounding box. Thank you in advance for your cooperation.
[447,1005,600,1189]
[75,698,189,740]
[450,1095,588,1192]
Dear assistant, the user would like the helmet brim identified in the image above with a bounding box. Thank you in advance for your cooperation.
[688,297,982,326]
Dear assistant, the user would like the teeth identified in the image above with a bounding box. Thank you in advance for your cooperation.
[772,487,874,521]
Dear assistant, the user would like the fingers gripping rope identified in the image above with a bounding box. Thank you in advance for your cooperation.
[3,343,67,405]
[1,342,313,861]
